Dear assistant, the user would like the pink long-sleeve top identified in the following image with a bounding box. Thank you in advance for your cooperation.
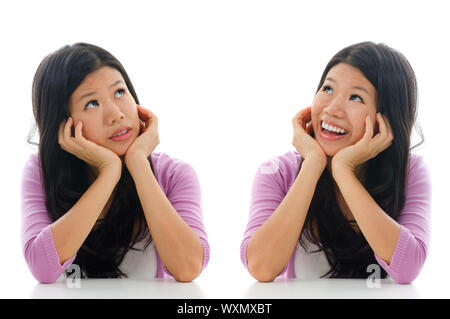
[21,151,210,283]
[240,150,431,284]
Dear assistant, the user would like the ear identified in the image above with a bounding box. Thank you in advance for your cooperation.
[373,123,379,135]
[306,120,314,137]
[69,117,75,137]
[373,115,380,135]
[139,119,146,134]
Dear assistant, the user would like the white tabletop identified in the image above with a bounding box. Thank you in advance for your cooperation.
[25,275,445,299]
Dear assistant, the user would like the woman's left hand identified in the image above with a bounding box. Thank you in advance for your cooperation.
[332,113,393,173]
[125,105,160,164]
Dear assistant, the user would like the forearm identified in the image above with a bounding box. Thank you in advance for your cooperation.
[50,168,121,264]
[126,155,204,282]
[247,158,324,282]
[333,166,401,264]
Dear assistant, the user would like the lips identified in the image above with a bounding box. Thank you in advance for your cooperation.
[109,126,131,139]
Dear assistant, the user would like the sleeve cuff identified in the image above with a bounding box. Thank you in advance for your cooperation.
[375,225,410,279]
[240,237,251,269]
[199,238,210,271]
[41,224,77,275]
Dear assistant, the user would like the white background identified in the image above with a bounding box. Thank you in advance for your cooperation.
[1,0,449,298]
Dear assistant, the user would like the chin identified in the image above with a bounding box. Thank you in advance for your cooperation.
[109,149,126,158]
[325,150,338,157]
[324,149,339,157]
[108,143,132,157]
[318,142,343,157]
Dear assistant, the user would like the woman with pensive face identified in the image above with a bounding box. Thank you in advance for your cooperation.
[22,43,210,282]
[242,42,431,283]
[68,66,141,158]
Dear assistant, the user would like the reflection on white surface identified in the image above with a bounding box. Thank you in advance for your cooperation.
[30,277,207,299]
[243,278,421,299]
[27,276,429,299]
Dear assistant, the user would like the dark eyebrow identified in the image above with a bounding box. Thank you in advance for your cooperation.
[78,80,125,102]
[325,77,370,95]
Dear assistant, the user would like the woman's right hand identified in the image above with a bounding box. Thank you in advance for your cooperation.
[58,117,122,175]
[291,107,327,167]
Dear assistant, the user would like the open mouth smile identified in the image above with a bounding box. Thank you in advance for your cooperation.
[319,121,348,140]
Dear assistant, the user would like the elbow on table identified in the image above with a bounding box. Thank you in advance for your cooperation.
[23,245,60,284]
[247,260,277,282]
[171,261,203,283]
[391,267,422,285]
[34,273,60,284]
[172,269,201,283]
[27,257,61,284]
[391,239,429,285]
[27,262,61,284]
[249,268,277,282]
[392,273,416,285]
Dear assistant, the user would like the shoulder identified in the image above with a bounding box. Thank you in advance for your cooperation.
[401,153,432,215]
[257,150,302,175]
[406,153,431,190]
[408,153,429,174]
[149,151,198,192]
[150,151,195,176]
[21,152,42,186]
[21,153,47,210]
[22,152,40,171]
[253,150,303,192]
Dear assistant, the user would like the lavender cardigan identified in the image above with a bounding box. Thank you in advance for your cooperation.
[240,151,431,284]
[21,151,210,283]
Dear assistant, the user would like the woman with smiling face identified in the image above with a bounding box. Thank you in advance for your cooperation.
[22,43,209,283]
[241,42,431,284]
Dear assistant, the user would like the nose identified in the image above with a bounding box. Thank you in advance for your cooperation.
[105,101,125,125]
[323,94,345,118]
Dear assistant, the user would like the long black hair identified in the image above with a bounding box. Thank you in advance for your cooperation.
[28,43,152,278]
[299,42,424,278]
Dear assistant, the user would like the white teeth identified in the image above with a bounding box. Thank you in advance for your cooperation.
[113,129,128,137]
[321,122,347,134]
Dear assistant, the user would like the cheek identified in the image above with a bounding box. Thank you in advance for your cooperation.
[311,93,329,113]
[122,106,141,136]
[350,113,374,141]
[130,108,141,130]
[74,117,101,142]
[351,124,366,142]
[82,126,101,142]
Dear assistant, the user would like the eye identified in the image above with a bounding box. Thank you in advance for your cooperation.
[85,100,99,109]
[115,88,126,98]
[322,85,334,94]
[350,94,364,103]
